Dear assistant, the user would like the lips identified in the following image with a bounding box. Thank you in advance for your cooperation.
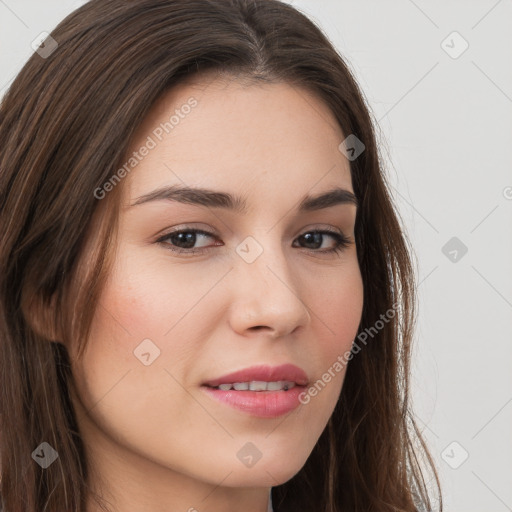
[202,363,309,388]
[200,364,309,418]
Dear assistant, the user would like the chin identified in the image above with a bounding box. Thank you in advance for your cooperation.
[222,466,303,488]
[221,448,311,488]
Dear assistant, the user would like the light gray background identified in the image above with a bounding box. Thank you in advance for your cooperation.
[1,1,511,511]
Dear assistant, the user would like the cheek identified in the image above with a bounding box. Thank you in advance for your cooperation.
[68,259,209,468]
[95,249,215,350]
[299,263,364,409]
[309,261,364,357]
[71,244,231,414]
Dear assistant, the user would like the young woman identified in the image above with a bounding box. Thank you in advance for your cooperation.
[0,0,442,511]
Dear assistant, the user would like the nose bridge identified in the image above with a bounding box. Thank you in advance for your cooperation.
[229,230,310,335]
[236,230,291,288]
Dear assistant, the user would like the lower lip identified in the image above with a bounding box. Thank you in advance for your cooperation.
[201,386,306,418]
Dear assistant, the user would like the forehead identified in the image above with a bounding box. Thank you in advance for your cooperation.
[121,76,353,209]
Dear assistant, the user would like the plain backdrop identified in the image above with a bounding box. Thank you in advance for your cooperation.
[1,1,511,511]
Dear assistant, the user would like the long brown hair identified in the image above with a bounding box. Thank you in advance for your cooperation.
[0,0,442,510]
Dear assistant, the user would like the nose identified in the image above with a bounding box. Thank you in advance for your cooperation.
[227,239,311,339]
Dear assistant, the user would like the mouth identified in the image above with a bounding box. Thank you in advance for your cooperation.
[202,363,309,388]
[203,380,299,391]
[200,364,309,418]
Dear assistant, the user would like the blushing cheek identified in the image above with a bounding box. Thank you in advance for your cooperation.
[293,269,362,438]
[310,267,363,405]
[96,258,172,344]
[101,245,219,343]
[316,268,363,356]
[89,263,215,384]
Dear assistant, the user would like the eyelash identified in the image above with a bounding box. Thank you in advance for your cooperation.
[156,227,352,256]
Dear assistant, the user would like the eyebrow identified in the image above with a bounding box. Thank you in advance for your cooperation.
[129,185,358,213]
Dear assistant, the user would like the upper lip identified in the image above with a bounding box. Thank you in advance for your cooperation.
[202,364,309,387]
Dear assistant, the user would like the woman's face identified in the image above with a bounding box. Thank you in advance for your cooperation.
[69,75,364,509]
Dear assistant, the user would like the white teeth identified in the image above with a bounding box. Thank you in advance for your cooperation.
[266,381,284,391]
[249,381,268,391]
[215,381,296,391]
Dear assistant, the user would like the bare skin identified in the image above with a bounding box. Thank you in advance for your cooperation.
[67,74,364,512]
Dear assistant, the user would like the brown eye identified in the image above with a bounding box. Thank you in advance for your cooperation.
[157,228,219,254]
[294,230,352,255]
[156,227,352,256]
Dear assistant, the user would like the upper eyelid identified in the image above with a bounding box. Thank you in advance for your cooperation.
[158,220,350,234]
[157,225,349,239]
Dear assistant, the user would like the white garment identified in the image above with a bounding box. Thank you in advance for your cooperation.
[267,488,273,512]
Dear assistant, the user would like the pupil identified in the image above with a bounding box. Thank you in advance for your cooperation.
[302,232,321,248]
[174,232,195,248]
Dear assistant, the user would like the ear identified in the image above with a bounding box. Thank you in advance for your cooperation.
[20,286,63,343]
